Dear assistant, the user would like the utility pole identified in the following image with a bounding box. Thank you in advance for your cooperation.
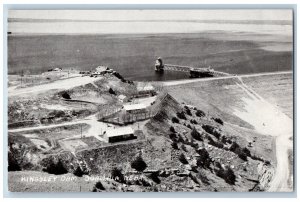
[20,70,24,88]
[81,124,82,139]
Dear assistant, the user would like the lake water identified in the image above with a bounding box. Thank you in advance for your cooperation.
[8,21,293,81]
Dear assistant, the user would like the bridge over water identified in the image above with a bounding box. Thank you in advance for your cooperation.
[162,64,231,77]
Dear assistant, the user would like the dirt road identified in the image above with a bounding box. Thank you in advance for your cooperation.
[162,71,292,86]
[233,77,293,192]
[9,76,102,96]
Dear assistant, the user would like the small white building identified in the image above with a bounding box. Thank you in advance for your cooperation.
[103,127,135,143]
[123,103,147,114]
[118,94,127,102]
[137,83,156,96]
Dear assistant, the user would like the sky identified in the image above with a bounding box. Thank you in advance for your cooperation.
[8,10,293,21]
[7,10,293,35]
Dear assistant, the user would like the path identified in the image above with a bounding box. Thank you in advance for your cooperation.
[9,76,102,96]
[162,71,292,86]
[233,77,293,192]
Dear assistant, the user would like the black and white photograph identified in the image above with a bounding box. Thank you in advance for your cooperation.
[6,8,294,193]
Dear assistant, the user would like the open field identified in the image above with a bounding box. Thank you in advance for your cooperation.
[8,32,292,81]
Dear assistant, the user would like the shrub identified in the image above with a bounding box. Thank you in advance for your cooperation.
[224,167,236,185]
[176,111,187,120]
[108,88,116,95]
[171,142,179,150]
[95,181,105,190]
[111,167,125,183]
[242,147,251,157]
[195,109,205,117]
[178,153,189,164]
[8,152,21,171]
[207,136,224,149]
[73,166,85,177]
[181,144,188,152]
[202,125,222,140]
[172,117,179,124]
[191,127,203,141]
[149,172,161,184]
[169,133,177,142]
[184,106,192,116]
[229,142,249,161]
[131,155,147,172]
[198,170,210,185]
[229,142,240,152]
[42,159,68,175]
[187,124,192,129]
[170,126,176,133]
[213,117,224,125]
[190,119,198,124]
[221,136,228,144]
[196,148,211,169]
[61,91,71,99]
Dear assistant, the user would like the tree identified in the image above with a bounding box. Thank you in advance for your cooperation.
[95,181,105,190]
[213,117,224,125]
[172,117,179,124]
[176,111,186,120]
[170,126,176,133]
[195,109,205,117]
[191,127,203,141]
[73,166,85,177]
[196,148,211,169]
[131,155,147,172]
[111,167,125,183]
[108,88,116,95]
[178,153,189,164]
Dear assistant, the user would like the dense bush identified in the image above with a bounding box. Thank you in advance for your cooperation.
[215,165,236,185]
[171,142,179,150]
[169,133,177,142]
[207,136,224,149]
[42,159,68,175]
[61,91,71,99]
[195,109,205,117]
[190,119,198,124]
[111,167,125,183]
[172,117,179,124]
[191,127,203,141]
[73,166,85,177]
[131,155,148,172]
[196,148,211,169]
[108,88,116,95]
[184,106,192,116]
[178,153,189,164]
[212,117,224,125]
[170,126,176,133]
[198,170,210,185]
[229,142,250,161]
[149,172,161,184]
[8,152,21,171]
[95,181,105,190]
[176,111,187,120]
[181,144,188,152]
[202,125,222,140]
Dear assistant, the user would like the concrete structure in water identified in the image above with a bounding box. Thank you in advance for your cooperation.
[103,127,135,143]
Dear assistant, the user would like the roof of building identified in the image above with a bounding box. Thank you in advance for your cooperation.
[118,95,127,100]
[105,127,134,137]
[137,83,155,92]
[123,103,147,111]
